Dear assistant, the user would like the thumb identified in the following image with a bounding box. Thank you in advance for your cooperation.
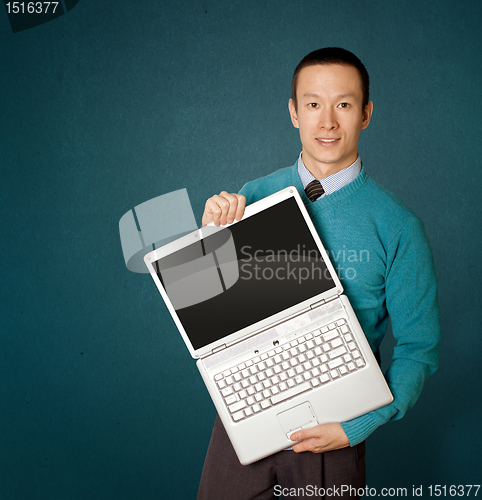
[290,424,321,442]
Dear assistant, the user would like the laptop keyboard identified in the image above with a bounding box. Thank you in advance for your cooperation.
[214,319,367,423]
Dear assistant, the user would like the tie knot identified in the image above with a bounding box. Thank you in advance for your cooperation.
[305,180,324,202]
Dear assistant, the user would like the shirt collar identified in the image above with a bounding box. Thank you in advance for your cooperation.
[297,153,362,200]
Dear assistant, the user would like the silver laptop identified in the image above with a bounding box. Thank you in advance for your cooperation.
[144,186,393,465]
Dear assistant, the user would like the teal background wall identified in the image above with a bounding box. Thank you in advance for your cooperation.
[1,1,481,498]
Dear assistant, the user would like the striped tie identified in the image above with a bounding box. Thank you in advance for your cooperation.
[305,180,324,202]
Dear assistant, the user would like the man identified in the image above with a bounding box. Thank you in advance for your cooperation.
[197,48,441,499]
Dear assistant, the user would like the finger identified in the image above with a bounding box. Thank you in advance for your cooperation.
[212,193,235,226]
[234,194,246,221]
[292,440,328,454]
[289,427,316,442]
[218,191,240,225]
[202,197,224,227]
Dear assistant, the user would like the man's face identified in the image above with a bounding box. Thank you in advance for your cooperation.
[289,64,373,178]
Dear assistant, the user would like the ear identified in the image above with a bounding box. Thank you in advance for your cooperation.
[361,101,373,130]
[288,99,300,129]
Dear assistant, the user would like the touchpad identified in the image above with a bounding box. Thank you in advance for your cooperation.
[277,402,318,440]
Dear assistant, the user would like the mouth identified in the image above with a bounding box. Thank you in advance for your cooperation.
[316,138,340,146]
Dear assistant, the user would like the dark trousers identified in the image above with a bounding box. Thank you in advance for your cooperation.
[197,415,366,500]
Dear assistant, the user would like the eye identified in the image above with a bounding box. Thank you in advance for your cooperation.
[338,102,350,109]
[308,102,319,109]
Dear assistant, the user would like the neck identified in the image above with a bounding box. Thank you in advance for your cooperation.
[302,153,358,180]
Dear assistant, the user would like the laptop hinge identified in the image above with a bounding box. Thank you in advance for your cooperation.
[212,343,226,354]
[310,293,340,310]
[310,298,325,308]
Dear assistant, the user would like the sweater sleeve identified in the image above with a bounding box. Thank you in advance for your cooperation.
[341,215,442,445]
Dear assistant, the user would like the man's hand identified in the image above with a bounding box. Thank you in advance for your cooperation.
[289,422,350,454]
[202,191,246,227]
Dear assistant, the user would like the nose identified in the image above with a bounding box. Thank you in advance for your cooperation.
[318,106,337,130]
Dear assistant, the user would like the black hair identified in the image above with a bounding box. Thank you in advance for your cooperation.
[292,47,370,109]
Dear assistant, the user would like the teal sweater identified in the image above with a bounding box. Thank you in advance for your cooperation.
[239,164,441,446]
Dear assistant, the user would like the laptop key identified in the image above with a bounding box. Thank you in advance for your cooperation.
[328,357,344,370]
[221,387,233,397]
[323,331,339,342]
[329,346,347,360]
[233,411,244,421]
[225,395,238,405]
[271,382,311,405]
[229,400,246,413]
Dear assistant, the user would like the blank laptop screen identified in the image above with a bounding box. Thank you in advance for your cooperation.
[153,197,336,350]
